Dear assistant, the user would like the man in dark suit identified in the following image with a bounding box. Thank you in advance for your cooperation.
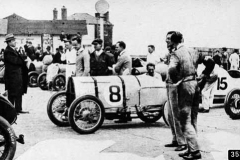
[90,38,115,76]
[4,33,29,114]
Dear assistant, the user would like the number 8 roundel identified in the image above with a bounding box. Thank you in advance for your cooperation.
[104,84,123,106]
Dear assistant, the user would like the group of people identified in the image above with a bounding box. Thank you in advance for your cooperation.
[3,30,222,160]
[213,47,240,71]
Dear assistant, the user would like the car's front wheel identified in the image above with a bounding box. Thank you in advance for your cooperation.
[68,95,105,134]
[224,89,240,119]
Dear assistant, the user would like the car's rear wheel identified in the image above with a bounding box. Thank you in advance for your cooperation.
[52,74,65,91]
[47,91,69,127]
[137,106,162,123]
[68,95,105,134]
[224,89,240,119]
[37,72,48,90]
[162,101,169,126]
[28,71,39,87]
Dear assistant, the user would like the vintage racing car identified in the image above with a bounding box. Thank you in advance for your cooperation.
[47,75,167,134]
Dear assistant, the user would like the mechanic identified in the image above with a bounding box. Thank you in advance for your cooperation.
[64,38,77,83]
[109,41,132,75]
[166,31,202,159]
[145,63,162,80]
[164,33,187,153]
[198,56,218,113]
[90,38,114,76]
[72,36,90,76]
[4,33,29,114]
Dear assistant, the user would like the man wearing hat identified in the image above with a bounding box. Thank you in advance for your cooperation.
[90,38,114,76]
[4,33,29,114]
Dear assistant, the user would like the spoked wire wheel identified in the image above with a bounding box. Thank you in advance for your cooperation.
[224,89,240,119]
[28,72,39,87]
[47,91,69,126]
[68,95,104,134]
[52,74,66,91]
[0,116,16,160]
[37,72,48,90]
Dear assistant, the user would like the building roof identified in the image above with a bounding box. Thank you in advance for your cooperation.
[1,13,88,35]
[0,19,8,34]
[68,13,113,25]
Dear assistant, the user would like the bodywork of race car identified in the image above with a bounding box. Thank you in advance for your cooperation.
[47,75,167,134]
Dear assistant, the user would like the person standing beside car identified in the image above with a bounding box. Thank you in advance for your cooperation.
[166,31,202,159]
[4,33,29,114]
[90,38,114,76]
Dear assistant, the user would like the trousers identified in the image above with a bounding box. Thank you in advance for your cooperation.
[201,81,217,110]
[178,80,200,152]
[8,94,22,112]
[166,83,186,145]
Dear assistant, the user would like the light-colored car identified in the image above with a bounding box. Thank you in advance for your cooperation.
[47,75,167,134]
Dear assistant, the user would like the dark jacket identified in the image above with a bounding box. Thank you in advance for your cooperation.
[53,51,65,64]
[4,45,28,96]
[26,46,35,61]
[90,51,114,76]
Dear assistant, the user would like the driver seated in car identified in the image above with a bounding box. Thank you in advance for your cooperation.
[145,63,162,80]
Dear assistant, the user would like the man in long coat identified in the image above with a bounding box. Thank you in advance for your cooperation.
[4,33,29,114]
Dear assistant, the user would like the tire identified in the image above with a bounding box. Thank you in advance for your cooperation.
[28,72,39,87]
[68,95,105,134]
[47,91,69,127]
[224,89,240,119]
[52,74,66,91]
[137,105,163,123]
[0,116,16,160]
[37,72,48,90]
[162,101,169,126]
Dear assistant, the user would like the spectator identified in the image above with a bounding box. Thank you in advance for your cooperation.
[90,38,114,76]
[229,49,239,70]
[213,50,222,67]
[4,33,29,114]
[65,39,77,82]
[39,46,51,61]
[140,45,161,66]
[26,41,36,61]
[222,47,229,70]
[72,36,90,76]
[60,31,66,41]
[110,41,132,75]
[35,46,42,61]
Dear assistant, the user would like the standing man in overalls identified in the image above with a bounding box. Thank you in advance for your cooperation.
[167,31,201,159]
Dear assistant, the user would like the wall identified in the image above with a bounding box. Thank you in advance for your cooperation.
[82,24,94,46]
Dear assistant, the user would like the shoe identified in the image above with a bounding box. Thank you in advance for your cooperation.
[179,150,190,157]
[182,151,201,159]
[164,141,178,147]
[175,145,187,151]
[17,110,29,114]
[199,109,209,113]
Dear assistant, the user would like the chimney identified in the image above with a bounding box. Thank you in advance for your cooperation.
[53,8,58,20]
[61,6,67,20]
[104,12,109,22]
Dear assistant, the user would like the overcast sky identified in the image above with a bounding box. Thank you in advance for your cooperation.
[0,0,239,55]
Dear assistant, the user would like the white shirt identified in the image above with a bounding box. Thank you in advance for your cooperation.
[229,53,239,65]
[146,51,161,65]
[95,49,103,56]
[66,47,77,64]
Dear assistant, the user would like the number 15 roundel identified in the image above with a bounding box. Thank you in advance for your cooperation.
[104,84,123,106]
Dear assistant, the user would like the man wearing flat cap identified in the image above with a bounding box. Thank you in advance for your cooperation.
[4,33,29,114]
[90,38,115,76]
